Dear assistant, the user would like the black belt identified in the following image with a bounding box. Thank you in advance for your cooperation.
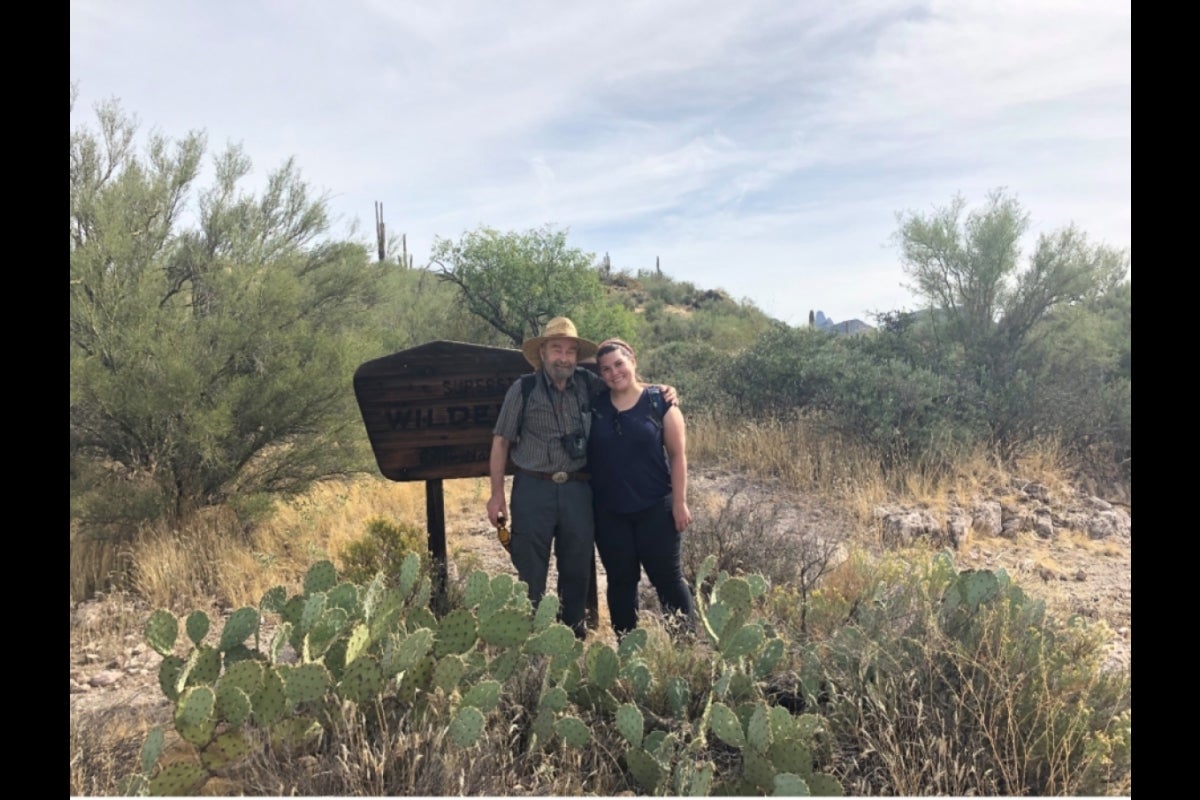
[515,467,590,484]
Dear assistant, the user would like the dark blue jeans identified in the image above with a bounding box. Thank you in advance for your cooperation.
[594,495,695,635]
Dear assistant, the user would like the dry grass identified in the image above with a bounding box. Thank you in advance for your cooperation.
[70,706,159,797]
[116,476,495,612]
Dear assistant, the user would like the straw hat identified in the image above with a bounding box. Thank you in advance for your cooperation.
[521,317,598,369]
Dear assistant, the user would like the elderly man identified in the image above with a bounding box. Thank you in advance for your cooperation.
[487,317,673,638]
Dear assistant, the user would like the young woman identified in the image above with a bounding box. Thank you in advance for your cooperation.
[587,338,695,636]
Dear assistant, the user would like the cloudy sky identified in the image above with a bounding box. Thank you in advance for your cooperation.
[70,0,1130,326]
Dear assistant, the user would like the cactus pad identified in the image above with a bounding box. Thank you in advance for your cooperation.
[140,727,164,775]
[252,668,287,727]
[215,684,253,727]
[617,628,647,661]
[768,737,812,777]
[158,656,184,702]
[396,552,421,599]
[395,628,435,671]
[303,560,338,594]
[755,636,785,678]
[361,572,387,620]
[769,705,794,740]
[449,705,486,747]
[200,730,253,771]
[281,595,306,627]
[532,594,559,632]
[709,702,746,749]
[772,772,811,796]
[722,623,765,659]
[585,643,619,690]
[681,760,715,796]
[145,609,179,656]
[525,623,575,655]
[413,575,433,609]
[538,685,568,713]
[345,623,371,667]
[464,570,490,608]
[489,573,514,600]
[285,663,331,704]
[804,772,844,795]
[616,703,644,748]
[268,621,292,664]
[435,609,478,657]
[742,748,777,793]
[694,553,718,595]
[397,655,435,703]
[625,748,664,793]
[479,608,531,648]
[259,585,287,614]
[747,703,771,753]
[530,706,556,749]
[461,679,502,711]
[299,592,327,634]
[339,656,384,704]
[667,676,690,717]
[555,715,590,747]
[488,648,521,682]
[185,610,210,647]
[270,716,323,751]
[432,654,466,694]
[218,607,259,652]
[327,581,359,613]
[406,606,438,632]
[147,762,206,796]
[624,662,652,701]
[182,645,222,689]
[960,569,1000,608]
[175,686,216,742]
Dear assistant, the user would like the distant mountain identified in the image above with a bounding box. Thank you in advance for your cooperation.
[812,310,873,335]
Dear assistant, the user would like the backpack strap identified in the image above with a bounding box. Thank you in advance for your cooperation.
[645,385,666,429]
[515,373,538,439]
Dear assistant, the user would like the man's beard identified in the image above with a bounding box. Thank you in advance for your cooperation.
[545,361,574,383]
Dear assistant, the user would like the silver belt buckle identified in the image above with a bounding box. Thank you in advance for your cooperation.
[551,471,569,484]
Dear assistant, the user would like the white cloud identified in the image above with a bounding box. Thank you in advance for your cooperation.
[71,0,1131,325]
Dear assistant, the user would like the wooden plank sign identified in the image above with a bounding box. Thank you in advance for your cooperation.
[353,340,531,481]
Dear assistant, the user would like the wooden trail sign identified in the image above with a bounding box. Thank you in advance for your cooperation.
[353,340,602,624]
[354,340,529,482]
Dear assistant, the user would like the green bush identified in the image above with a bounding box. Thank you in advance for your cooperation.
[802,552,1131,796]
[340,517,430,585]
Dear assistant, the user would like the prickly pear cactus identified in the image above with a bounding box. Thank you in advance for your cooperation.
[555,715,590,747]
[146,610,178,656]
[448,705,486,747]
[185,610,209,647]
[218,607,259,652]
[303,560,338,594]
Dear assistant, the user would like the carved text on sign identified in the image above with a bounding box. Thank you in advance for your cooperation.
[354,341,531,482]
[384,403,503,431]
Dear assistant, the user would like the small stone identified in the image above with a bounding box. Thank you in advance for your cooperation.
[89,670,124,688]
[1074,570,1087,582]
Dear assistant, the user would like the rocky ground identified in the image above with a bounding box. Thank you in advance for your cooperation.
[69,470,1131,731]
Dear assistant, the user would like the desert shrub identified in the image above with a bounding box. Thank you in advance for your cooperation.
[639,340,728,414]
[682,489,846,596]
[339,516,431,584]
[803,551,1131,796]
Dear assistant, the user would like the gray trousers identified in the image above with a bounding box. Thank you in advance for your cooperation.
[509,472,594,637]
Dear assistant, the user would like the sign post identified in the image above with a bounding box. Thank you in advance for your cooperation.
[353,341,599,622]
